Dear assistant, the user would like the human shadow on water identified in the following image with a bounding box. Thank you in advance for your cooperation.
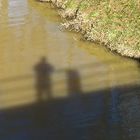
[0,63,127,140]
[0,86,127,140]
[34,57,54,102]
[66,69,82,96]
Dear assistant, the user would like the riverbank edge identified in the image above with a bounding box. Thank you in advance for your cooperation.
[39,0,140,59]
[37,1,140,139]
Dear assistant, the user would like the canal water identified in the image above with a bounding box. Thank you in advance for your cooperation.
[0,0,140,140]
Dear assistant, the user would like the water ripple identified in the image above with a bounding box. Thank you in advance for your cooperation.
[7,0,29,27]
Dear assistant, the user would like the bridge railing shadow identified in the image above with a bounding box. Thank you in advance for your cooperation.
[0,57,140,109]
[1,83,140,140]
[0,59,140,140]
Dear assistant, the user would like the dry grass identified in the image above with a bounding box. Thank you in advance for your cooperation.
[39,0,140,58]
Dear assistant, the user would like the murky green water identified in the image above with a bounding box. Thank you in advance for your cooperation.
[0,0,140,139]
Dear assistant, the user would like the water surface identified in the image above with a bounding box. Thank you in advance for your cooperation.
[0,0,140,139]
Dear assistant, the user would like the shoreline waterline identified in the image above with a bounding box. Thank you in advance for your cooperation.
[39,0,140,59]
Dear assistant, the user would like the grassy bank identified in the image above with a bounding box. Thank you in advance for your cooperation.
[39,0,140,58]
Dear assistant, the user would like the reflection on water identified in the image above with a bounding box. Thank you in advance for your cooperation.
[0,0,140,140]
[8,0,28,26]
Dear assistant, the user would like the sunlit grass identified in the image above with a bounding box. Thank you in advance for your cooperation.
[56,0,140,57]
